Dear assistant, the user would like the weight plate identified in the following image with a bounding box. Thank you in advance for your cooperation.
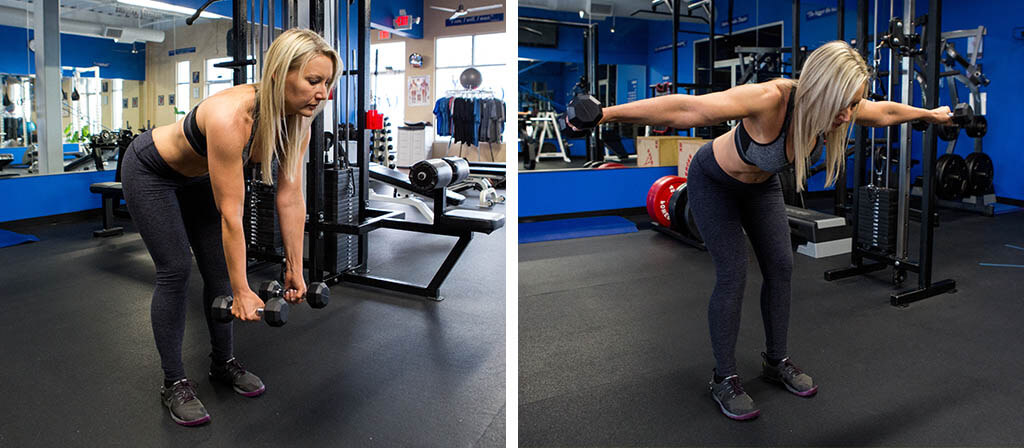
[964,152,993,196]
[646,175,686,228]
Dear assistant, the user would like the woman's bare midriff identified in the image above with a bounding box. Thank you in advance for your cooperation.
[710,81,795,184]
[149,85,257,178]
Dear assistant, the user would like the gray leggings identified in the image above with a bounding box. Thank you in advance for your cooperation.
[121,130,234,382]
[686,142,793,377]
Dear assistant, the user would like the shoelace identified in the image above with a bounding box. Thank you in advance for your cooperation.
[172,379,198,403]
[780,360,804,378]
[725,376,746,398]
[221,357,248,379]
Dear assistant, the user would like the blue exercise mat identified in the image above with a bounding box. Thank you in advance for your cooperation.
[0,229,39,248]
[519,216,638,244]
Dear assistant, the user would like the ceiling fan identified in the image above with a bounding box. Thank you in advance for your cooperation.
[430,2,502,21]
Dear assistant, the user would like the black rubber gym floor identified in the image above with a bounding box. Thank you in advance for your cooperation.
[520,204,1024,446]
[0,191,505,447]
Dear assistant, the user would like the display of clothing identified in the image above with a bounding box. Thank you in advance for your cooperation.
[432,95,506,146]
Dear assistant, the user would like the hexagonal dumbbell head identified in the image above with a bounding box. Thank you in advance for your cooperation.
[262,297,290,327]
[558,114,591,139]
[307,282,330,309]
[951,102,973,127]
[258,280,283,302]
[566,93,604,130]
[212,295,234,323]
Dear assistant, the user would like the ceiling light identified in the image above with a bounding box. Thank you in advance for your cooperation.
[116,0,228,20]
[579,10,585,18]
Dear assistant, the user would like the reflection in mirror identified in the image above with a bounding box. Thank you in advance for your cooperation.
[0,73,144,178]
[518,60,646,172]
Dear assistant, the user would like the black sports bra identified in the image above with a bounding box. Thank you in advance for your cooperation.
[733,86,796,173]
[182,87,259,162]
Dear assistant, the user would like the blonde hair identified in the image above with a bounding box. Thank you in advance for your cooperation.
[788,40,870,192]
[252,28,342,184]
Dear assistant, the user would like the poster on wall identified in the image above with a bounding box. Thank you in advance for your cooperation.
[193,87,200,99]
[158,95,164,106]
[408,75,430,107]
[123,98,128,108]
[132,97,138,108]
[169,94,175,106]
[102,81,108,93]
[192,71,200,83]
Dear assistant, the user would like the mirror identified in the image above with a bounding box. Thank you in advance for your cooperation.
[0,75,144,177]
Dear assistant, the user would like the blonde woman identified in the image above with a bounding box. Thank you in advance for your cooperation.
[589,41,952,420]
[120,28,340,426]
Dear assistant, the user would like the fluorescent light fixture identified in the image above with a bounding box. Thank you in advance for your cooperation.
[117,0,228,20]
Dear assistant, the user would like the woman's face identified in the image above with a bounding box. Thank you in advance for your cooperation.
[832,83,866,130]
[284,54,333,117]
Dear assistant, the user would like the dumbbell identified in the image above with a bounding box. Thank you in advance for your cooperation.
[259,279,331,309]
[566,92,604,131]
[950,102,973,126]
[212,292,289,327]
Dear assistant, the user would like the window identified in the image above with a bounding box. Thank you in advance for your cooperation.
[69,74,102,141]
[370,41,405,139]
[434,33,509,141]
[176,61,190,115]
[112,79,123,130]
[206,57,254,97]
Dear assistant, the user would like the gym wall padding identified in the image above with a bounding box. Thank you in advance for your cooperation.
[0,170,115,223]
[0,25,145,80]
[519,166,676,217]
[0,144,83,166]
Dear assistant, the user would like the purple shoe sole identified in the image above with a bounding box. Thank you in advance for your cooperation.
[236,384,266,397]
[170,412,211,426]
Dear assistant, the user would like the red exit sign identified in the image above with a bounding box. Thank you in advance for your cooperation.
[393,14,409,29]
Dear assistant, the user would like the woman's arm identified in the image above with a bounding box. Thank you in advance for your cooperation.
[206,115,252,297]
[275,127,309,292]
[598,82,781,129]
[855,100,952,127]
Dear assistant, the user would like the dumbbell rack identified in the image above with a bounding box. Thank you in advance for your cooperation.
[825,0,955,307]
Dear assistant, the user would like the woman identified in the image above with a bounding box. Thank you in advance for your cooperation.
[592,41,952,420]
[120,28,341,426]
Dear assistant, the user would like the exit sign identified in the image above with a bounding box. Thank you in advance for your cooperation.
[393,15,412,30]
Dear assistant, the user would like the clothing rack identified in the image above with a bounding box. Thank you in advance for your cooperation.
[444,88,500,99]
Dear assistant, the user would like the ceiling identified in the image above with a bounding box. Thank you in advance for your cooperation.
[0,0,227,44]
[519,0,692,21]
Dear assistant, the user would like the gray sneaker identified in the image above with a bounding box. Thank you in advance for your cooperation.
[709,372,760,420]
[209,357,266,397]
[761,353,818,397]
[160,379,211,426]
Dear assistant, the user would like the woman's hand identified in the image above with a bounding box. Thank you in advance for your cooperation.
[282,269,307,304]
[232,289,266,322]
[925,106,953,125]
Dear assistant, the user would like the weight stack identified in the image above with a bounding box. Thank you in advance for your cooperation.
[243,164,283,256]
[324,167,361,274]
[857,186,897,253]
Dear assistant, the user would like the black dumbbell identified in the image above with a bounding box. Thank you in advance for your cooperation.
[212,293,289,327]
[950,102,973,126]
[566,92,603,130]
[260,279,331,309]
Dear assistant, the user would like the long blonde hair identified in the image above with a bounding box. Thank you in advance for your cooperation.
[788,40,870,192]
[252,28,342,184]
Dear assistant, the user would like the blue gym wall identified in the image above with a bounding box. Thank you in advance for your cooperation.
[0,25,146,80]
[519,0,1021,218]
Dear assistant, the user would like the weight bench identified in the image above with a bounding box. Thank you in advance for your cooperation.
[368,164,466,222]
[786,205,850,258]
[342,172,505,301]
[88,141,130,237]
